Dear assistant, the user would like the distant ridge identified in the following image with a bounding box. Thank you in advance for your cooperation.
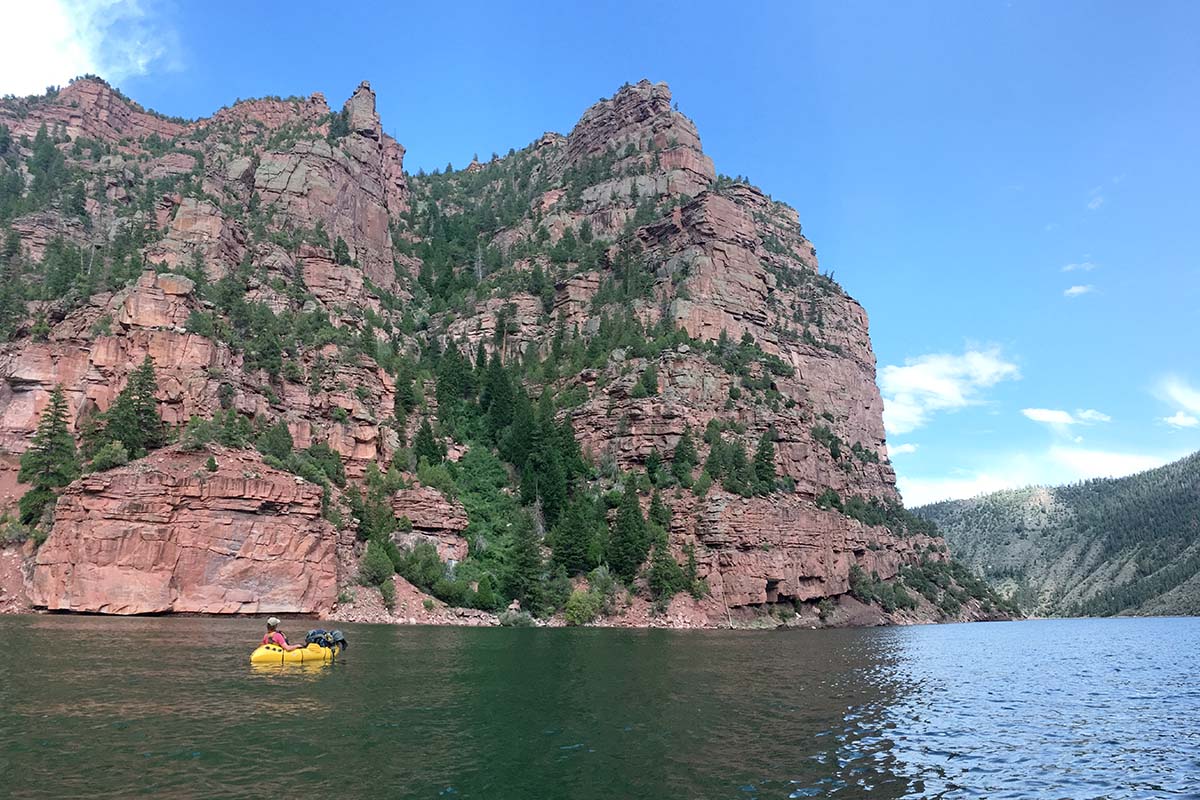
[916,452,1200,617]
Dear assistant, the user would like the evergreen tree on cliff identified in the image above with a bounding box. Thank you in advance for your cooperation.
[671,426,698,484]
[413,419,445,465]
[526,391,567,526]
[550,493,603,575]
[504,513,543,610]
[608,478,649,582]
[753,428,777,495]
[104,357,163,459]
[18,385,78,524]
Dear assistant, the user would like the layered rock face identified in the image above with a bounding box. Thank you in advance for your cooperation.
[0,76,955,624]
[30,446,338,614]
[0,79,187,143]
[253,81,407,288]
[0,271,398,477]
[391,485,470,563]
[684,491,940,608]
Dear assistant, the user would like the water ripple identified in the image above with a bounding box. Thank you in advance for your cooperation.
[0,616,1197,798]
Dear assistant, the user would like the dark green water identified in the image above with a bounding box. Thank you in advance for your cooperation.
[1,616,1197,799]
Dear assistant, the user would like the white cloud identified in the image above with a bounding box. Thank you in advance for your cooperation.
[898,445,1182,506]
[1062,261,1096,272]
[879,347,1020,435]
[1087,195,1105,210]
[1022,407,1112,427]
[890,443,919,456]
[1022,408,1074,425]
[1161,376,1200,414]
[0,0,180,96]
[1155,378,1200,429]
[1064,284,1095,297]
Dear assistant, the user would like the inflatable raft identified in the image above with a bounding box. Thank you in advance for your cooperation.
[250,642,338,664]
[250,629,348,664]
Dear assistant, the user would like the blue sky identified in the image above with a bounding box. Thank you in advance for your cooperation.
[3,0,1197,504]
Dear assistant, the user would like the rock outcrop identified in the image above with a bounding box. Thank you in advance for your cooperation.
[30,446,338,614]
[0,78,187,144]
[682,490,939,608]
[391,485,470,562]
[252,81,407,288]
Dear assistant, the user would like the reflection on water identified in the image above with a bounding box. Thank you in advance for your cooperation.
[0,615,1197,799]
[249,661,334,678]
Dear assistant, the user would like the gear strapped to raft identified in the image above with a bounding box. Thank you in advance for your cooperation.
[304,629,348,652]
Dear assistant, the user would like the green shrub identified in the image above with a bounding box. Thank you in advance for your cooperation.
[379,578,396,610]
[90,441,129,472]
[416,459,458,498]
[816,488,843,511]
[394,541,444,590]
[18,486,55,526]
[472,573,498,610]
[848,564,876,604]
[358,540,396,586]
[498,609,535,627]
[205,455,218,472]
[2,520,32,544]
[817,597,836,621]
[564,588,602,625]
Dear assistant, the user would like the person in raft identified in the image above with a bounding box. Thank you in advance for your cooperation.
[263,617,301,651]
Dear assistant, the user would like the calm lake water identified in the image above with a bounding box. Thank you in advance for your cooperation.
[0,616,1196,799]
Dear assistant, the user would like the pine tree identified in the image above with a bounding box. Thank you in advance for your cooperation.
[483,353,515,437]
[394,360,417,413]
[671,426,698,484]
[649,489,671,530]
[723,440,755,497]
[648,541,688,600]
[608,479,649,582]
[557,416,586,481]
[753,428,777,495]
[435,343,469,424]
[705,437,728,479]
[504,513,543,609]
[103,356,163,458]
[502,389,536,468]
[551,494,602,575]
[525,392,568,525]
[473,573,498,610]
[412,419,445,465]
[18,386,78,524]
[645,448,662,484]
[19,386,77,489]
[333,236,351,265]
[257,419,294,461]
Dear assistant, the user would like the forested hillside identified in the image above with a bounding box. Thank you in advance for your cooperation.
[918,452,1200,617]
[0,76,1005,626]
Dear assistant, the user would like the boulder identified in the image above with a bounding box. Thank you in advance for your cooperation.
[29,446,338,614]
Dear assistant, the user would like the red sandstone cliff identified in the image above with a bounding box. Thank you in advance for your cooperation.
[29,446,339,615]
[0,77,988,626]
